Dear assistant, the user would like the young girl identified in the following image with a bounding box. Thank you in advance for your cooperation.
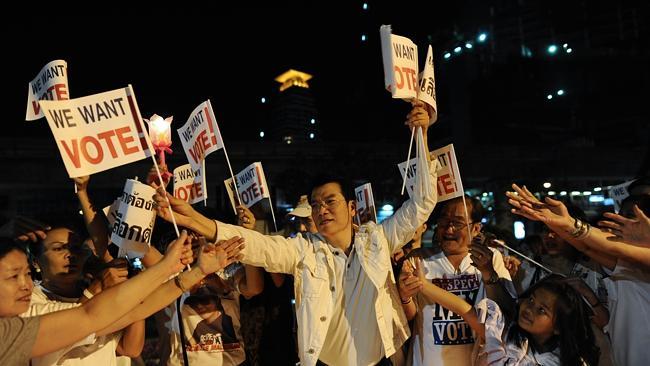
[411,259,599,366]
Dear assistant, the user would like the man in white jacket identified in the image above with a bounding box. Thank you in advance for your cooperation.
[154,101,438,366]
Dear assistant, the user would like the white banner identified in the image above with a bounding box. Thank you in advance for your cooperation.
[380,25,419,100]
[417,45,437,124]
[110,179,157,258]
[177,100,224,172]
[39,87,150,178]
[26,60,69,121]
[355,183,377,224]
[224,162,270,210]
[398,143,464,202]
[173,163,205,205]
[609,180,635,213]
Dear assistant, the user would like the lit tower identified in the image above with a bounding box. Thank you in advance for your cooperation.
[271,69,319,144]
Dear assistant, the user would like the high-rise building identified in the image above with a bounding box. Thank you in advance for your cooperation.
[270,69,320,144]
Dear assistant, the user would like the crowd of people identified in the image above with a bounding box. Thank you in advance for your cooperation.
[1,101,649,365]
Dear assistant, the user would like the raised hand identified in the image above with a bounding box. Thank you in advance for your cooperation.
[13,216,51,243]
[599,205,650,247]
[406,99,430,132]
[502,256,522,278]
[398,259,422,302]
[197,236,245,275]
[73,175,90,192]
[469,237,495,275]
[161,230,192,275]
[236,205,256,230]
[152,188,196,228]
[506,183,573,230]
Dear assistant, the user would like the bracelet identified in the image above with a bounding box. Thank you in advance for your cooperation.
[82,288,95,299]
[174,273,189,293]
[401,297,412,305]
[569,218,590,239]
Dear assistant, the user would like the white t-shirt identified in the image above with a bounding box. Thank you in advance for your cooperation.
[409,248,513,366]
[20,285,121,366]
[167,287,245,366]
[604,260,650,366]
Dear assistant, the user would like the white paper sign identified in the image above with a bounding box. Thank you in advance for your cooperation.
[417,45,437,124]
[609,180,635,213]
[26,60,69,121]
[39,86,150,178]
[398,143,464,202]
[224,162,270,210]
[173,163,205,205]
[380,25,419,100]
[110,179,157,258]
[355,183,377,224]
[177,100,224,172]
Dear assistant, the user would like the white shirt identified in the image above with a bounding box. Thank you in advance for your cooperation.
[604,260,650,366]
[409,248,513,366]
[216,138,438,366]
[318,244,382,366]
[20,285,121,366]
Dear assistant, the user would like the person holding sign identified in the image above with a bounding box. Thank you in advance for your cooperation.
[152,102,438,366]
[399,196,515,366]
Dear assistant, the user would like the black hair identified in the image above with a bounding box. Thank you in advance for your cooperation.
[0,238,28,260]
[507,274,599,366]
[310,174,355,202]
[433,195,485,223]
[627,176,650,196]
[620,194,650,217]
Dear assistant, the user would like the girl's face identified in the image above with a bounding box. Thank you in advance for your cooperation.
[518,288,558,345]
[37,228,89,282]
[0,250,34,316]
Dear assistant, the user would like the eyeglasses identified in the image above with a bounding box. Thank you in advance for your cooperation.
[310,198,344,211]
[436,218,474,231]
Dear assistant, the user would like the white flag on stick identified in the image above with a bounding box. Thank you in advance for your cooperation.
[417,45,437,125]
[355,183,378,225]
[380,25,419,100]
[224,162,278,231]
[173,163,205,205]
[39,87,151,178]
[110,179,157,258]
[399,143,464,202]
[26,60,69,121]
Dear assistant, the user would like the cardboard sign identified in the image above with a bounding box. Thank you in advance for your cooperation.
[173,163,205,205]
[39,86,150,178]
[355,183,378,224]
[418,45,437,124]
[110,179,157,258]
[380,24,419,100]
[609,180,635,213]
[177,100,224,172]
[26,60,69,121]
[224,162,270,210]
[398,144,464,202]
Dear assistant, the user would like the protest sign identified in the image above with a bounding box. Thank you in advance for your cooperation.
[224,162,270,209]
[398,143,464,202]
[418,45,437,123]
[380,25,419,100]
[39,87,150,178]
[355,183,378,225]
[173,163,205,205]
[26,60,69,121]
[609,180,635,213]
[110,179,157,258]
[177,100,224,172]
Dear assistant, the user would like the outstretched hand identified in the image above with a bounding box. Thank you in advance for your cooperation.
[197,236,245,275]
[406,100,431,133]
[506,183,573,230]
[13,216,51,243]
[599,205,650,247]
[152,188,196,228]
[73,175,90,192]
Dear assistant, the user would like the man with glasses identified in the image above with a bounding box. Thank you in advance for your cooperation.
[153,101,439,366]
[398,196,515,366]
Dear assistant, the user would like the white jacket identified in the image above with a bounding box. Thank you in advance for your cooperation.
[216,141,438,366]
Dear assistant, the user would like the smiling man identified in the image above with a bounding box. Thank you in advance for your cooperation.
[399,196,515,366]
[153,101,439,366]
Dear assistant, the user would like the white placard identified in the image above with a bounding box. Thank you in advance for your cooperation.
[110,179,157,258]
[399,143,464,202]
[26,60,69,121]
[173,163,205,205]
